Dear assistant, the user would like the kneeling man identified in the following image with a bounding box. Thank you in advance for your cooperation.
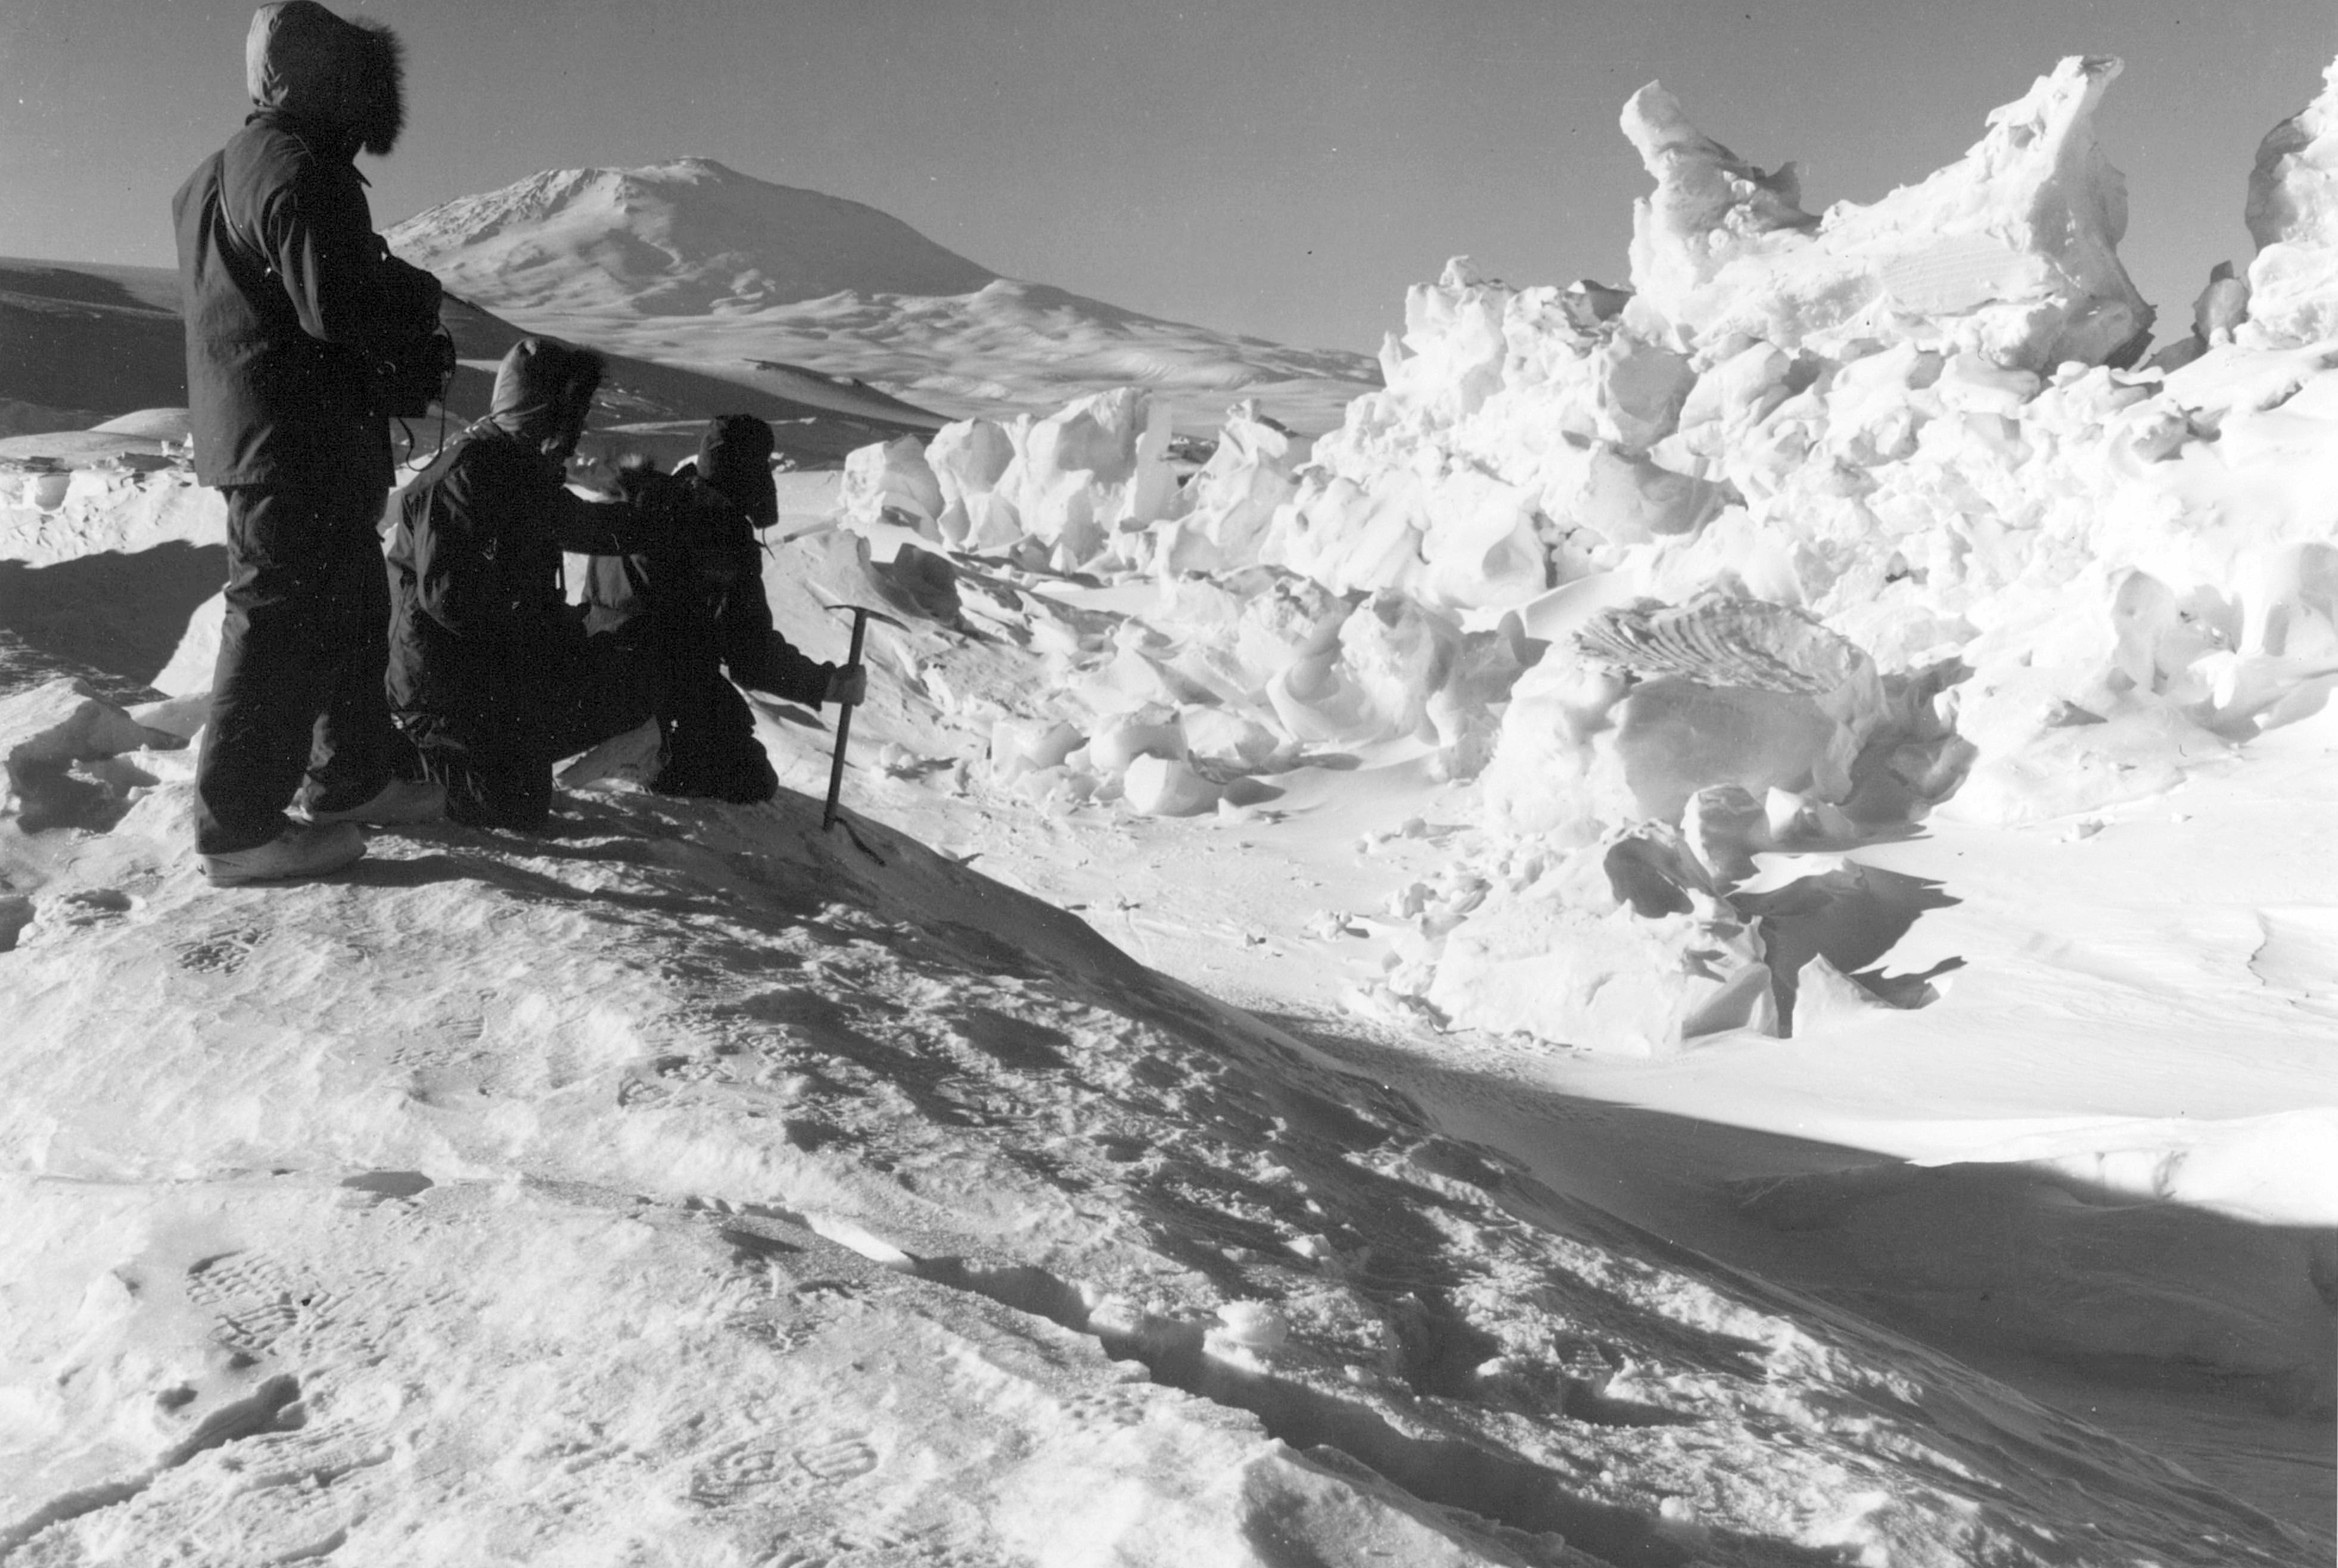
[386,338,668,829]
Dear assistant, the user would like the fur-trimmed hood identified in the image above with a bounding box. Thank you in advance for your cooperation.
[245,1,406,157]
[487,338,606,450]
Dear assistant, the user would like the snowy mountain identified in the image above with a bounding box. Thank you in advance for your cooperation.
[387,158,1382,434]
[2,49,2335,1566]
[388,159,1002,315]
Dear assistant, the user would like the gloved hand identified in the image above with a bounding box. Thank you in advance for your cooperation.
[826,664,868,706]
[611,456,666,500]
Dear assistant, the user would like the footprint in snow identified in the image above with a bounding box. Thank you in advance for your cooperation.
[175,922,263,975]
[11,887,136,950]
[686,1433,880,1508]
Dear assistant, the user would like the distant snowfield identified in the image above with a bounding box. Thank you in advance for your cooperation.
[2,52,2334,1567]
[388,159,1382,435]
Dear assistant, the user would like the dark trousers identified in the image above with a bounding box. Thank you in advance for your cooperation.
[403,621,652,832]
[653,670,779,803]
[194,477,405,854]
[624,614,779,804]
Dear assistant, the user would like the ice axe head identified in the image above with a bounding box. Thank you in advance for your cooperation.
[826,602,910,640]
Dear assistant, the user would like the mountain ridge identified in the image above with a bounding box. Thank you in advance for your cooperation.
[387,158,1381,433]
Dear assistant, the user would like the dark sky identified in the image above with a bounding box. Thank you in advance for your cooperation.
[4,1,2335,354]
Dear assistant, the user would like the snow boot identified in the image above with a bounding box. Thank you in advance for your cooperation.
[202,820,366,886]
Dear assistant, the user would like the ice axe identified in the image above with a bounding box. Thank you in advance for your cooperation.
[819,602,906,858]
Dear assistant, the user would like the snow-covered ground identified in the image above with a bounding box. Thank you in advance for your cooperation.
[3,49,2334,1566]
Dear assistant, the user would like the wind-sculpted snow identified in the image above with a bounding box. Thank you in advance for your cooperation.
[1623,56,2152,370]
[812,53,2338,1077]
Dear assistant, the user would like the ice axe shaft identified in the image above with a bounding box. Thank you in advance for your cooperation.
[821,608,871,833]
[817,601,905,838]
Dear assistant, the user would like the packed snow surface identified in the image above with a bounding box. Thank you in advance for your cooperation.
[3,49,2334,1566]
[388,158,1381,435]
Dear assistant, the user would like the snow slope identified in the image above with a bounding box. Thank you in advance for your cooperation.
[0,665,2318,1566]
[387,158,1381,435]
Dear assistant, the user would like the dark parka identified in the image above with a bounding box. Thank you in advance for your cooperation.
[584,418,834,705]
[172,0,440,489]
[387,341,660,743]
[584,417,837,799]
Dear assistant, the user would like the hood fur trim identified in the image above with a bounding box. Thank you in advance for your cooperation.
[245,1,407,156]
[489,338,607,449]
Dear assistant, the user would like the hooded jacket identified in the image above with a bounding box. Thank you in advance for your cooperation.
[386,339,662,735]
[582,417,834,708]
[172,1,440,490]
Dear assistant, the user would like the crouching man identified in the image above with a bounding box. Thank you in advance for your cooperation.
[385,337,673,830]
[590,415,864,803]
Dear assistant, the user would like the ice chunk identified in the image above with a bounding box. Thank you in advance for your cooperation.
[927,417,1017,546]
[2243,57,2338,347]
[1123,754,1217,817]
[1620,80,1819,317]
[1158,402,1302,574]
[1181,707,1280,767]
[0,681,157,770]
[1622,57,2151,369]
[990,717,1084,782]
[841,436,943,532]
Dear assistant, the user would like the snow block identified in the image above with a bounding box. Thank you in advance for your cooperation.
[841,437,944,533]
[2243,57,2338,347]
[927,417,1018,546]
[1123,754,1217,816]
[1623,57,2152,369]
[0,680,158,770]
[1156,401,1301,575]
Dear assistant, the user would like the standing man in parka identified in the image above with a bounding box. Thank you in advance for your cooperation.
[173,0,447,886]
